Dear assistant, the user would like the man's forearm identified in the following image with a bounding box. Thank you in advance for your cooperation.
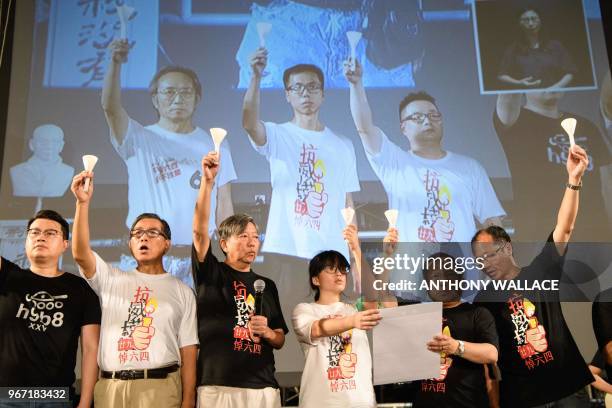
[193,180,213,260]
[264,329,286,349]
[554,176,581,244]
[73,202,96,277]
[242,76,265,145]
[349,81,381,154]
[180,346,197,408]
[101,61,122,112]
[78,346,98,407]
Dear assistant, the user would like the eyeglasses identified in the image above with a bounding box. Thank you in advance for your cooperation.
[401,112,443,125]
[481,242,507,261]
[322,266,350,275]
[156,88,196,100]
[130,229,167,239]
[27,228,62,238]
[286,82,323,95]
[520,17,540,23]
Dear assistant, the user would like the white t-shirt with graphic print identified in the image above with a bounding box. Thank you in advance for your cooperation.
[251,122,361,260]
[365,131,505,243]
[112,118,237,245]
[79,252,198,371]
[292,302,375,408]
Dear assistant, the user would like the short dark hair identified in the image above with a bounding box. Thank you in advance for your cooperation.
[28,210,69,240]
[283,64,325,90]
[516,6,542,23]
[130,213,171,240]
[308,250,349,301]
[471,225,511,245]
[149,66,202,100]
[423,252,463,280]
[398,91,438,120]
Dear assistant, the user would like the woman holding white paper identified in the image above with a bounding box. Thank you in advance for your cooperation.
[292,225,380,407]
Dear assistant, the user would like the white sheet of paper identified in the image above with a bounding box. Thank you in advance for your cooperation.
[373,302,442,385]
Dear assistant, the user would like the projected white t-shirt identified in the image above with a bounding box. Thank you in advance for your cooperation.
[112,118,236,245]
[252,122,360,260]
[292,302,375,408]
[366,132,505,243]
[80,252,198,372]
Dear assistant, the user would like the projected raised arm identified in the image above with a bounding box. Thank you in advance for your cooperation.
[344,59,384,154]
[242,47,268,146]
[101,39,130,144]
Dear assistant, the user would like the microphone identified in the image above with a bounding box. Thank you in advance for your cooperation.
[254,279,266,316]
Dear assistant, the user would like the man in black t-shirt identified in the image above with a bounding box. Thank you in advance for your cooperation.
[494,91,611,242]
[191,152,288,407]
[414,252,499,408]
[0,210,101,407]
[472,144,594,407]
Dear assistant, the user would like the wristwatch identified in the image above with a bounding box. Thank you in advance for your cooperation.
[566,181,582,190]
[454,340,465,356]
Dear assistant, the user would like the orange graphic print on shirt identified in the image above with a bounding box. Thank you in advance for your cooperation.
[117,286,157,365]
[326,322,357,392]
[508,294,554,370]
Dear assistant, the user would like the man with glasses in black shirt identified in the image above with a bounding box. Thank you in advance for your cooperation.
[472,144,594,407]
[0,209,101,408]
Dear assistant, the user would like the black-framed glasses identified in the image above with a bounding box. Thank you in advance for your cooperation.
[286,82,323,95]
[322,266,350,275]
[401,112,442,125]
[156,88,196,100]
[26,228,62,238]
[481,242,507,261]
[130,229,167,239]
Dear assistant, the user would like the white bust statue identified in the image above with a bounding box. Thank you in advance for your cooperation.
[10,124,75,197]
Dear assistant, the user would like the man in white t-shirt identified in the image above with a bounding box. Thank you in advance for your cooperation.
[101,39,236,247]
[345,60,505,243]
[242,47,360,267]
[71,171,198,408]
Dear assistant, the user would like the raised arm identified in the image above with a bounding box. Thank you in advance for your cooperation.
[193,152,219,262]
[71,171,97,278]
[101,39,130,144]
[344,59,384,154]
[495,93,523,127]
[241,47,268,146]
[552,144,589,253]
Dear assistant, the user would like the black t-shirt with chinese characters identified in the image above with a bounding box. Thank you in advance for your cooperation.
[494,108,611,242]
[475,233,594,407]
[0,257,101,391]
[592,287,612,373]
[192,246,289,389]
[414,303,499,408]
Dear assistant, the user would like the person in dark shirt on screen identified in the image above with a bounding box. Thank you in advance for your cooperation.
[192,151,288,408]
